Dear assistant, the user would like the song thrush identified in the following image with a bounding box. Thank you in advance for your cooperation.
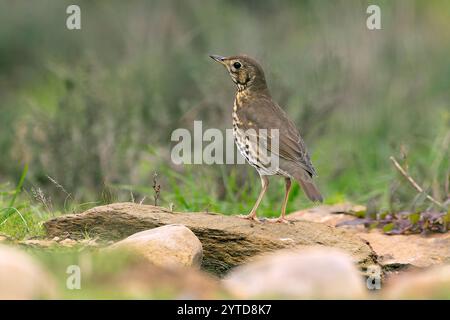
[210,54,323,223]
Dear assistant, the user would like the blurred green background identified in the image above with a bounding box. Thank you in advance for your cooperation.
[0,0,449,237]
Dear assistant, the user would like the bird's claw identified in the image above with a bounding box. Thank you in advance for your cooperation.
[237,214,260,222]
[266,217,290,224]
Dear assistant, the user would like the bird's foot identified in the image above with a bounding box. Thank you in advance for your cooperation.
[266,217,290,224]
[237,213,260,222]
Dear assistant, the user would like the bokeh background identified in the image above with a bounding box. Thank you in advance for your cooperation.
[0,0,449,234]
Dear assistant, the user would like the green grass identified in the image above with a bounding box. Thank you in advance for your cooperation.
[2,129,448,240]
[0,165,47,239]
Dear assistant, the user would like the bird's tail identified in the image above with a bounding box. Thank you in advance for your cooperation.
[281,161,324,203]
[298,179,323,203]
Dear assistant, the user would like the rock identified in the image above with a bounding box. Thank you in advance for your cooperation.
[109,224,203,269]
[58,238,78,247]
[358,231,450,271]
[19,239,55,248]
[223,247,367,299]
[43,203,378,275]
[291,204,450,271]
[0,244,57,299]
[383,264,450,299]
[289,203,364,229]
[0,233,10,242]
[78,238,101,247]
[18,238,100,249]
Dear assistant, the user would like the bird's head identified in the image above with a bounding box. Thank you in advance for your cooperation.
[209,54,268,92]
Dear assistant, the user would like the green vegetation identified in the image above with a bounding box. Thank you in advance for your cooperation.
[1,1,449,240]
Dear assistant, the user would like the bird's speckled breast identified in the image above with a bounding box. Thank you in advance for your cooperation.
[232,92,279,176]
[232,97,248,163]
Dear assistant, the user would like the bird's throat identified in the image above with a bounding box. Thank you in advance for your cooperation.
[235,89,252,109]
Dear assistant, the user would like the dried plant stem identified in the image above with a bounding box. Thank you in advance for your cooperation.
[390,156,444,209]
[153,172,160,206]
[47,175,72,211]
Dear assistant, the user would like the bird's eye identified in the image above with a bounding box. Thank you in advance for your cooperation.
[233,62,242,69]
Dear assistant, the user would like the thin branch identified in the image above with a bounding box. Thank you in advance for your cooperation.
[390,156,444,209]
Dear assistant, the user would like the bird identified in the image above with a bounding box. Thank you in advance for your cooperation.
[210,54,323,223]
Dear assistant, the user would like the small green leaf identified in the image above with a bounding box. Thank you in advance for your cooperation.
[378,210,389,219]
[354,210,366,218]
[383,223,395,232]
[409,212,420,224]
[369,221,379,229]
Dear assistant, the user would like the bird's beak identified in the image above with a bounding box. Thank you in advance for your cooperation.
[209,54,226,64]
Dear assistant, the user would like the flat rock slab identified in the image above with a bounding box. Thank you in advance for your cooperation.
[291,204,450,271]
[44,203,377,275]
[359,232,450,270]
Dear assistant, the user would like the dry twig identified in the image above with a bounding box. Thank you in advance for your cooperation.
[389,156,444,209]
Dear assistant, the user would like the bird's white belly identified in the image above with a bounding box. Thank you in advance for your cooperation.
[232,124,279,176]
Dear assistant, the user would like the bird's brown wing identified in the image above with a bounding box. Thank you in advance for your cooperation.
[236,96,317,177]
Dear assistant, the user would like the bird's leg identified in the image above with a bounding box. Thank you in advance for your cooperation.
[238,175,269,222]
[268,177,291,223]
[280,177,292,222]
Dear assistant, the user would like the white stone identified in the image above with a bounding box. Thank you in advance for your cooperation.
[110,224,203,268]
[383,264,450,299]
[223,247,366,299]
[0,244,56,299]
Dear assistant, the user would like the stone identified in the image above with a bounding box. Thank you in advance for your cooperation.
[43,203,377,275]
[18,237,100,249]
[291,204,450,271]
[223,247,367,299]
[383,264,450,299]
[358,231,450,271]
[110,224,203,269]
[0,244,56,299]
[58,238,78,247]
[19,239,55,248]
[0,233,10,242]
[289,203,364,225]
